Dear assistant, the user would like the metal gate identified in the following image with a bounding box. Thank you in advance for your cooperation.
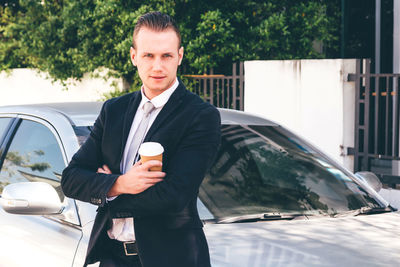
[349,59,400,187]
[184,62,244,111]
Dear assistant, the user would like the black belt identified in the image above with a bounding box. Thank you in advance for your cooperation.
[108,238,139,257]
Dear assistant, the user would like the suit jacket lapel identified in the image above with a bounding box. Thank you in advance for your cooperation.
[119,91,142,161]
[144,83,186,141]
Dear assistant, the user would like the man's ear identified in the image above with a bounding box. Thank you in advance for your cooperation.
[178,46,184,65]
[130,46,136,66]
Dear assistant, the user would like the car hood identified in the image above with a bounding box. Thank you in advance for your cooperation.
[204,212,400,267]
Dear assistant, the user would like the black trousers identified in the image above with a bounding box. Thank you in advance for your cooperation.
[99,257,141,267]
[99,237,142,267]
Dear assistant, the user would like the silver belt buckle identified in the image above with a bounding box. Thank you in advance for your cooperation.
[123,241,138,256]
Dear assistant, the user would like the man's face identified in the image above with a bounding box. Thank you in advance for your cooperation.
[131,27,183,98]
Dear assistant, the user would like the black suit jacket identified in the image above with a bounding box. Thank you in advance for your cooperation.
[61,82,221,267]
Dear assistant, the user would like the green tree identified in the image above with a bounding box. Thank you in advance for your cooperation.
[1,0,340,91]
[0,0,30,69]
[185,10,238,72]
[180,0,340,73]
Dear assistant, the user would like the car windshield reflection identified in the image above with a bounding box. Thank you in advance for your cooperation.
[199,125,383,221]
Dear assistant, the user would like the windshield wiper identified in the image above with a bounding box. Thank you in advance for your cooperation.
[216,213,307,224]
[333,206,393,218]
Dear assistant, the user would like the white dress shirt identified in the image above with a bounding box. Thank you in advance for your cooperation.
[107,78,179,241]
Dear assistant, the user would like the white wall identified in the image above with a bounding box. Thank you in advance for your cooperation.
[244,59,356,171]
[0,68,121,106]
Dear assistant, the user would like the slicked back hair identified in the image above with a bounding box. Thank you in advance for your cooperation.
[132,11,181,49]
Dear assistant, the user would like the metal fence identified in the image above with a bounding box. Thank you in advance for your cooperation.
[184,62,244,111]
[349,59,400,187]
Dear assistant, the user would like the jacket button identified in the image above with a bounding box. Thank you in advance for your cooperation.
[91,198,102,204]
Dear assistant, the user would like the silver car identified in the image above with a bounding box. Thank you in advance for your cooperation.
[0,102,399,267]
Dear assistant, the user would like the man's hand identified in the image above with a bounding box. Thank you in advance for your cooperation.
[106,160,165,197]
[97,164,112,174]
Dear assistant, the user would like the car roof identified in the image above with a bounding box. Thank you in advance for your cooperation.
[0,102,103,127]
[218,108,277,125]
[0,102,278,127]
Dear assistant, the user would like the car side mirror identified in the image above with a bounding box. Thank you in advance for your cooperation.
[355,171,383,192]
[0,182,63,215]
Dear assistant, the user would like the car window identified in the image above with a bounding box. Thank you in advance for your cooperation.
[0,117,12,145]
[200,124,381,220]
[0,119,65,201]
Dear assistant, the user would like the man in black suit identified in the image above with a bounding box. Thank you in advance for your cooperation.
[61,12,220,267]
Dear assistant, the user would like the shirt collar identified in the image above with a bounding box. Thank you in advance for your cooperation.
[139,78,179,110]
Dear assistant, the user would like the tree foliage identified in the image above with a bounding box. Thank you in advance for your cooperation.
[0,0,29,69]
[0,0,340,89]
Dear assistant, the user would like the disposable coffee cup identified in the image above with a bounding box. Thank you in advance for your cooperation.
[138,142,164,171]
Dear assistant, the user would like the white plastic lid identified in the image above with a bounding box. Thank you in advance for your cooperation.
[138,142,164,156]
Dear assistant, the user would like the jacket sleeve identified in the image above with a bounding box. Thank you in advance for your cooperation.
[107,105,221,218]
[61,100,120,207]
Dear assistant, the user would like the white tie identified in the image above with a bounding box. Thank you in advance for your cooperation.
[125,101,155,168]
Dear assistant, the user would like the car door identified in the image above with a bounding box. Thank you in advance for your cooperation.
[0,115,83,267]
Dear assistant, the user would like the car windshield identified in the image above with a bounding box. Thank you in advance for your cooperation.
[73,126,92,146]
[199,125,383,221]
